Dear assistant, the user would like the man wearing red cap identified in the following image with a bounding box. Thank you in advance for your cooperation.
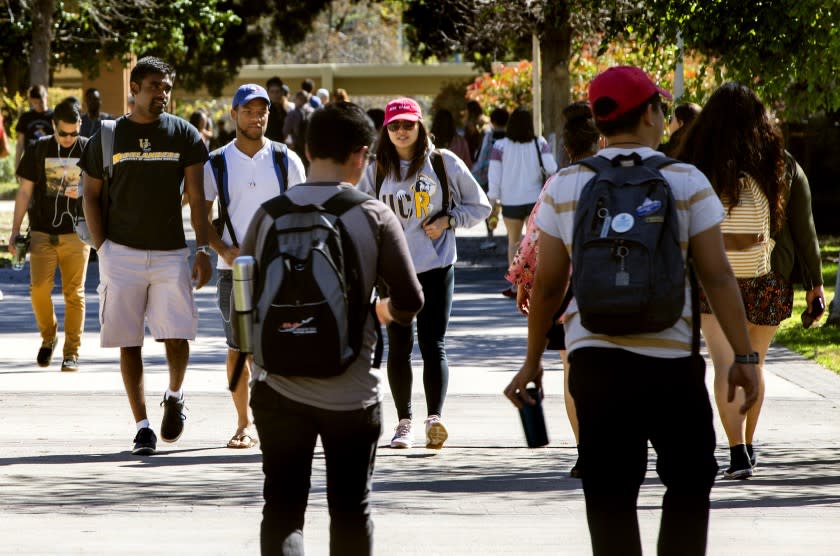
[505,66,759,555]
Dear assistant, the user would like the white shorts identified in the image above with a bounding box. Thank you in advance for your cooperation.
[97,239,198,347]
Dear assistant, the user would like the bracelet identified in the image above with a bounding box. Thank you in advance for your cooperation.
[734,352,759,364]
[195,245,211,257]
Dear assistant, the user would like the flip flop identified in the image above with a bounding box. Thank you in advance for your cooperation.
[227,429,259,449]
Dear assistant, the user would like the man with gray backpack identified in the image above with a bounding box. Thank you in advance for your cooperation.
[203,84,306,449]
[238,102,423,554]
[504,66,760,555]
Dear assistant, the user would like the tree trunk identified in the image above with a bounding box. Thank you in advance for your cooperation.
[540,2,572,162]
[29,0,55,87]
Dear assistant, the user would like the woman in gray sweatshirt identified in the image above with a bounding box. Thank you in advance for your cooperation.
[358,97,491,450]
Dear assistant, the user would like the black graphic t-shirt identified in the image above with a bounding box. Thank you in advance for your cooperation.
[17,136,88,234]
[78,113,209,250]
[15,109,54,148]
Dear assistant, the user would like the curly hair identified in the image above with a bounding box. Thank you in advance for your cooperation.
[675,82,787,232]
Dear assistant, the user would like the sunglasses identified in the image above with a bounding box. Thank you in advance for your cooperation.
[386,121,417,132]
[57,130,80,138]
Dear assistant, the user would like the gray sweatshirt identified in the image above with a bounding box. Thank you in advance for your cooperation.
[358,146,492,274]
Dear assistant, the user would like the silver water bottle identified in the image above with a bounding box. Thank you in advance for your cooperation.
[231,256,256,354]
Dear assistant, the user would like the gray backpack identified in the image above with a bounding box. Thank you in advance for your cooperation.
[571,153,685,335]
[251,188,382,377]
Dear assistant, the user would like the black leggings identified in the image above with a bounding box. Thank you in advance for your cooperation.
[387,265,454,420]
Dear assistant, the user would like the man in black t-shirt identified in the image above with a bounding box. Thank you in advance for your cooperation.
[9,99,91,372]
[79,88,113,137]
[78,56,211,456]
[15,85,54,170]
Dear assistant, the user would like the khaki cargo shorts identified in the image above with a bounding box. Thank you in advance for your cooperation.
[96,239,198,347]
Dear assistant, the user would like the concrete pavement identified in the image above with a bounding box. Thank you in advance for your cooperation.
[2,236,840,554]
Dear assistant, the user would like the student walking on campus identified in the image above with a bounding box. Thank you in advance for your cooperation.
[242,102,424,555]
[358,97,491,450]
[677,82,825,479]
[204,84,306,449]
[505,101,600,478]
[505,66,760,555]
[488,107,558,295]
[9,99,91,372]
[78,56,212,456]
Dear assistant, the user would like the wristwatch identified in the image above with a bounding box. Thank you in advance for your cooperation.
[448,215,457,229]
[734,352,759,364]
[195,245,212,257]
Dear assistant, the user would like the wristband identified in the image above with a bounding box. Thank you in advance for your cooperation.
[734,352,759,364]
[195,245,211,257]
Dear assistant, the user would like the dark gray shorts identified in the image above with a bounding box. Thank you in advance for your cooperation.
[216,269,238,349]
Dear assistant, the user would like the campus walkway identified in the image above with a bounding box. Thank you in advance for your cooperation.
[2,226,840,554]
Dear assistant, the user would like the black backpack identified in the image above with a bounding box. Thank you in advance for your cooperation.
[251,187,382,378]
[209,141,289,247]
[571,153,686,335]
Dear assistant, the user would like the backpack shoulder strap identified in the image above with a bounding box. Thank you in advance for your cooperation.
[323,187,374,216]
[430,149,450,211]
[209,144,240,246]
[643,154,678,171]
[101,119,116,179]
[270,141,289,193]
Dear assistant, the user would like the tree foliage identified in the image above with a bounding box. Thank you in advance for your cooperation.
[0,0,342,96]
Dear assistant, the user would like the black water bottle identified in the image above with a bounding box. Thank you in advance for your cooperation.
[518,385,549,448]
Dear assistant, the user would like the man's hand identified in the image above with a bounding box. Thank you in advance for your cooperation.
[504,364,543,409]
[221,245,240,267]
[192,253,212,289]
[727,362,759,414]
[375,297,393,326]
[7,232,17,256]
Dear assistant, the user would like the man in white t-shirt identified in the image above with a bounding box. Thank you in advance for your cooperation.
[204,84,306,449]
[504,66,760,555]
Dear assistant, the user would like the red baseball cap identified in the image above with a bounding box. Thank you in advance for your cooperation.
[383,97,422,126]
[589,66,672,122]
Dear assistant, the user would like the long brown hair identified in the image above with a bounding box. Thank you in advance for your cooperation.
[374,120,431,182]
[676,82,787,231]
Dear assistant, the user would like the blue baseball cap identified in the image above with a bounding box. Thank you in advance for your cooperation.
[232,84,271,108]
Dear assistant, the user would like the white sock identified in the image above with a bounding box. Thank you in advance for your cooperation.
[165,388,183,400]
[136,419,150,431]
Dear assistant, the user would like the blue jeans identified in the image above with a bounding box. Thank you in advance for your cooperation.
[568,347,718,556]
[251,382,382,555]
[387,264,454,419]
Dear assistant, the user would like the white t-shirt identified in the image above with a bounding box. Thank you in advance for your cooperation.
[535,147,725,358]
[203,140,306,269]
[488,136,558,206]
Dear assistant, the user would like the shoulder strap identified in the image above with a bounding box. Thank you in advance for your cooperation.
[576,155,613,174]
[643,154,678,171]
[534,137,546,173]
[271,141,289,193]
[101,119,116,179]
[430,150,450,212]
[210,145,240,247]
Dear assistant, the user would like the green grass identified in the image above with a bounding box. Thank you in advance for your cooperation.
[773,236,840,375]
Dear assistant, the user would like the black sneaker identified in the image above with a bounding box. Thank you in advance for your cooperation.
[37,338,58,367]
[724,444,753,479]
[746,444,757,468]
[132,427,157,455]
[569,458,582,479]
[160,394,186,443]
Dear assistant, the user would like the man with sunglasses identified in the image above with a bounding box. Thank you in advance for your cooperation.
[9,98,91,372]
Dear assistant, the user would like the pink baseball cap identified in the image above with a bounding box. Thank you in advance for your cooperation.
[383,97,422,126]
[589,66,672,122]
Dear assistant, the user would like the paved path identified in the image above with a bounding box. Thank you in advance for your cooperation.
[2,237,840,554]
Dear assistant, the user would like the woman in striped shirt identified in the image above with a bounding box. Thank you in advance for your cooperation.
[677,83,790,480]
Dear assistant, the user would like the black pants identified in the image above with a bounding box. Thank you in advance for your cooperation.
[568,347,718,556]
[251,382,382,556]
[387,264,454,419]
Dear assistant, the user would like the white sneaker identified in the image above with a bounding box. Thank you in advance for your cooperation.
[425,415,448,449]
[390,419,413,448]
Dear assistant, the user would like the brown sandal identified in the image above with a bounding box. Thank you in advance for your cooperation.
[227,427,259,449]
